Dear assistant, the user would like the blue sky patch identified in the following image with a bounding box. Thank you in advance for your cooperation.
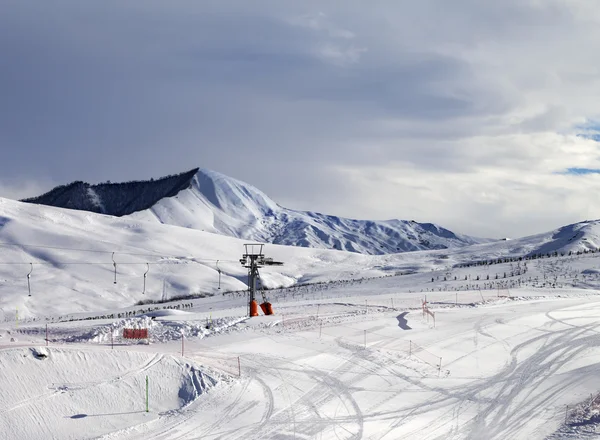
[576,133,600,142]
[575,120,600,141]
[564,168,600,175]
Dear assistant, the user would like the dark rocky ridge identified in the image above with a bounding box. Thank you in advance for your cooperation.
[22,168,199,216]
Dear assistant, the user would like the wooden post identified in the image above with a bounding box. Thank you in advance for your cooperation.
[111,329,114,349]
[146,376,149,412]
[317,304,320,318]
[238,357,241,377]
[409,340,412,356]
[319,321,322,339]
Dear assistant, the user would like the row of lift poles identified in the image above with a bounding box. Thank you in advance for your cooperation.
[24,244,283,319]
[239,244,283,317]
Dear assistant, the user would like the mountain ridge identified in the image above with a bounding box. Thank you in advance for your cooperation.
[22,169,199,216]
[22,168,491,255]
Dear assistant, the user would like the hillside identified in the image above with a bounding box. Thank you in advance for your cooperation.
[22,168,490,255]
[2,195,600,317]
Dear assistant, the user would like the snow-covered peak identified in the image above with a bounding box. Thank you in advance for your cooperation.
[128,169,492,254]
[192,168,281,217]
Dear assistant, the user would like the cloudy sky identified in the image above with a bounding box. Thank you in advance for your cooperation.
[2,0,600,238]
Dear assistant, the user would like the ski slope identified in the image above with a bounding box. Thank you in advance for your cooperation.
[4,286,600,439]
[3,197,600,438]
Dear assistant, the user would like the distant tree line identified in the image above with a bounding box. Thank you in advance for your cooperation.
[455,248,600,269]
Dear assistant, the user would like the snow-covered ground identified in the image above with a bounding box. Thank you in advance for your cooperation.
[5,287,600,439]
[4,197,600,438]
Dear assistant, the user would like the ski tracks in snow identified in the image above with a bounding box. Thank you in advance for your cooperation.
[465,305,600,439]
[91,301,600,440]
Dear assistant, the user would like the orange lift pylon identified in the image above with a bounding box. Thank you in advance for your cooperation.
[239,244,283,317]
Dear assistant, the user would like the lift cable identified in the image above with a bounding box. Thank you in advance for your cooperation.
[0,241,239,262]
[0,260,237,265]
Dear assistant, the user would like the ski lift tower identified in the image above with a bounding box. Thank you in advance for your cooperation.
[239,244,283,317]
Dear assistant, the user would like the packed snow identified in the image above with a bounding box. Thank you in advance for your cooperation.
[3,197,600,438]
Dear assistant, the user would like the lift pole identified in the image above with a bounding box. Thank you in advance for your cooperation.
[239,244,283,317]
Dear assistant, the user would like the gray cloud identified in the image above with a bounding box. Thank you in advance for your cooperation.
[2,0,600,238]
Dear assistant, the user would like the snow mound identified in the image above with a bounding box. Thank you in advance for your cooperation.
[65,316,248,344]
[0,347,218,440]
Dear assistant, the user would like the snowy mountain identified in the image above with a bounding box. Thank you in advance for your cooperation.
[23,168,490,255]
[4,191,600,317]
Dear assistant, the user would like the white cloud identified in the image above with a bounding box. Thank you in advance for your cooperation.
[315,43,366,66]
[290,12,355,39]
[0,180,55,202]
[308,133,600,237]
[289,12,366,66]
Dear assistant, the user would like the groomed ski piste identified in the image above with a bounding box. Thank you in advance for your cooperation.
[4,198,600,439]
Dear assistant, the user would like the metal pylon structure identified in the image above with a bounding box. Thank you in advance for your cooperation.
[239,244,283,317]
